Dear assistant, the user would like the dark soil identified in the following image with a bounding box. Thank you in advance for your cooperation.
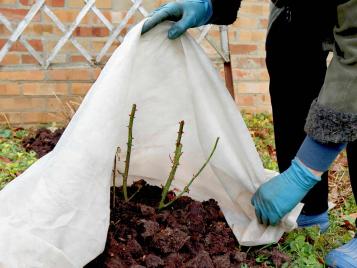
[22,128,64,157]
[85,180,289,268]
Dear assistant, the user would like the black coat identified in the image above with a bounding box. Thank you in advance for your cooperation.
[208,0,356,143]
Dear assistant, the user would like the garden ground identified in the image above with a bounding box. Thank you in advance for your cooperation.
[0,113,355,267]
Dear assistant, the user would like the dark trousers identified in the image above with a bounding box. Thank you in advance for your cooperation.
[265,7,357,215]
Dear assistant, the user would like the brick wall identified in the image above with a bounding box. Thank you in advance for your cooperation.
[0,0,270,125]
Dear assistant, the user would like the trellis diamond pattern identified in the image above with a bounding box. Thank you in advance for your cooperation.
[0,0,230,69]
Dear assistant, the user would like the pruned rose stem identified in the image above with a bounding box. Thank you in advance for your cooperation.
[123,104,137,202]
[112,147,121,208]
[160,137,220,210]
[159,121,184,210]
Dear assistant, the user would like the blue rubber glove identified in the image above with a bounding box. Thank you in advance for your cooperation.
[141,0,213,39]
[251,158,321,226]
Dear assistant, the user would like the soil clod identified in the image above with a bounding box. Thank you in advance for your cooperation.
[86,182,289,268]
[22,128,64,157]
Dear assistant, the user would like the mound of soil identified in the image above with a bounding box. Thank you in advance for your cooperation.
[86,180,289,268]
[22,128,64,157]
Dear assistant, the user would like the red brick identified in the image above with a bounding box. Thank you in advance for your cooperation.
[230,44,257,55]
[0,0,17,4]
[235,69,249,80]
[243,94,267,107]
[96,0,111,9]
[43,10,90,24]
[19,0,35,5]
[259,69,269,80]
[46,69,93,81]
[1,54,20,64]
[233,57,266,69]
[23,83,68,96]
[1,39,44,52]
[92,27,109,37]
[0,25,9,35]
[0,97,45,111]
[0,83,20,95]
[0,8,40,22]
[234,69,269,81]
[239,3,269,17]
[93,68,102,79]
[22,112,63,123]
[74,27,109,37]
[236,95,255,106]
[70,55,87,63]
[74,26,92,37]
[47,0,65,7]
[239,30,266,42]
[71,82,92,95]
[21,55,38,64]
[0,70,45,81]
[23,24,53,35]
[259,18,269,29]
[237,81,269,94]
[234,17,258,28]
[0,39,5,49]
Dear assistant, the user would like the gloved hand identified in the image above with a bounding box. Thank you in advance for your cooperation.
[251,158,321,226]
[141,0,213,39]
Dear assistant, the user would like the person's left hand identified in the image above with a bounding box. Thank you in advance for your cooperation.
[141,0,213,39]
[251,158,321,226]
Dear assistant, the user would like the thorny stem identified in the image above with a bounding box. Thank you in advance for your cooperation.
[123,104,137,202]
[111,147,121,208]
[160,137,220,209]
[159,121,185,210]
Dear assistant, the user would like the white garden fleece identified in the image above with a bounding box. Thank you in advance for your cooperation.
[0,21,302,268]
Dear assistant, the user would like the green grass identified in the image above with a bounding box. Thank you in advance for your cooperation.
[242,112,278,171]
[279,196,356,267]
[0,128,37,190]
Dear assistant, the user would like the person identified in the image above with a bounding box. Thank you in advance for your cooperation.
[266,1,330,231]
[141,0,357,267]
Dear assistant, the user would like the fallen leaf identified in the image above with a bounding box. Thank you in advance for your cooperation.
[0,156,12,163]
[342,220,357,231]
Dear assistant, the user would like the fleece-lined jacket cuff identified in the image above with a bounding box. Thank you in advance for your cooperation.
[305,100,357,144]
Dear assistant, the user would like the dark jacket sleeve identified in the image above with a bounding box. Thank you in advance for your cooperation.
[208,0,241,25]
[304,0,357,144]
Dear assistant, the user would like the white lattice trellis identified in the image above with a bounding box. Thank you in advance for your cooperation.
[0,0,149,68]
[0,0,234,96]
[0,0,231,66]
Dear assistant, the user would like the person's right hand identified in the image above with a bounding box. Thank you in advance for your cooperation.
[251,158,321,226]
[141,0,213,40]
